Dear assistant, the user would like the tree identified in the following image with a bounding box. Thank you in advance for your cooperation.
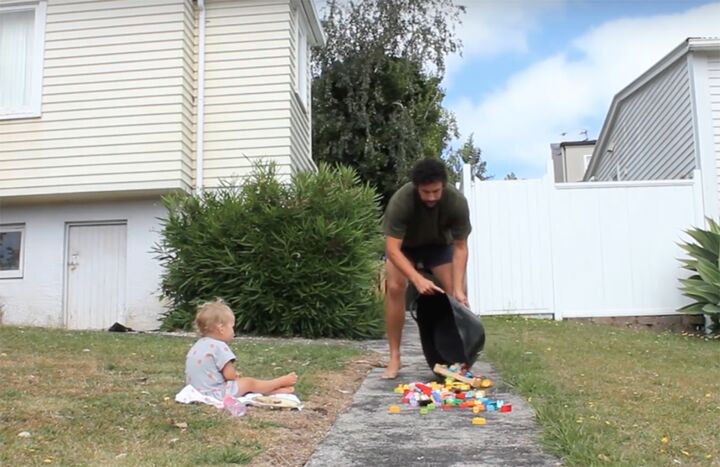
[445,133,489,182]
[505,172,518,180]
[312,0,465,204]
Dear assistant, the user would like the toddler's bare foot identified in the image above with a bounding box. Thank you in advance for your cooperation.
[278,372,297,387]
[270,386,295,394]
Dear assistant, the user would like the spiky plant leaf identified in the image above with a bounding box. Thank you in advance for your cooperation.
[695,257,720,288]
[678,241,717,263]
[685,227,720,256]
[678,278,720,304]
[678,302,706,313]
[707,217,720,236]
[677,220,720,319]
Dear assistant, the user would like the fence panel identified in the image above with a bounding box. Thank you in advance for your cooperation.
[462,165,700,318]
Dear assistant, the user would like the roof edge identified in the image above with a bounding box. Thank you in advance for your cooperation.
[688,37,720,51]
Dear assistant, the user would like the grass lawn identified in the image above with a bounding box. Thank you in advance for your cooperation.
[483,316,720,466]
[0,326,372,466]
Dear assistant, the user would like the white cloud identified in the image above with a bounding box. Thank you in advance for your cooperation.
[313,0,562,82]
[448,2,720,177]
[445,0,565,84]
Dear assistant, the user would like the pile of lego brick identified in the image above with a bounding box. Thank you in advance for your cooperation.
[388,365,511,425]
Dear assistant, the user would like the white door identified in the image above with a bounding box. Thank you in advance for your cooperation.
[65,223,127,330]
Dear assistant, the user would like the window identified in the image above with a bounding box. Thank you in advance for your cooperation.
[0,1,46,119]
[296,16,308,107]
[0,224,25,279]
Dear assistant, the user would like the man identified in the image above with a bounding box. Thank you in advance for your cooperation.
[382,158,472,379]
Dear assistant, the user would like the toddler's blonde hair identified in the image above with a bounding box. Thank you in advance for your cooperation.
[194,298,234,336]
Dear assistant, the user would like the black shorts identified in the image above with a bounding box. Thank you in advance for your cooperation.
[400,244,453,269]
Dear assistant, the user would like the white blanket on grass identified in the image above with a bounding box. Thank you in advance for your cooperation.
[175,384,303,410]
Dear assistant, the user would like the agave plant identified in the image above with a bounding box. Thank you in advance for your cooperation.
[678,218,720,330]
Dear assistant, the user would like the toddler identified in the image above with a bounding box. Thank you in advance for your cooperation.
[185,299,297,400]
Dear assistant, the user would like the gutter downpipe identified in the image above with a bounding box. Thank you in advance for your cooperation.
[196,0,206,193]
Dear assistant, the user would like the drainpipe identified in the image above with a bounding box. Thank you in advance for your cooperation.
[196,0,206,193]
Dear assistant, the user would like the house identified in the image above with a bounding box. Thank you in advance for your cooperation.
[550,139,596,182]
[584,37,720,218]
[0,0,324,330]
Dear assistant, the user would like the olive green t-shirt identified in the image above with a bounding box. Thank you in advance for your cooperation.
[382,182,472,247]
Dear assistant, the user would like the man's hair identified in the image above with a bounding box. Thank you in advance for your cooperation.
[194,298,233,336]
[411,158,448,186]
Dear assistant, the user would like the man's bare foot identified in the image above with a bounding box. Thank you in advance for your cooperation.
[381,358,401,379]
[269,386,295,394]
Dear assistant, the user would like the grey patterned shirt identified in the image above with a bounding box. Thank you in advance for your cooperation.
[185,337,236,399]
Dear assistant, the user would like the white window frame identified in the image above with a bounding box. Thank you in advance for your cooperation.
[295,14,308,109]
[0,0,47,120]
[0,224,25,279]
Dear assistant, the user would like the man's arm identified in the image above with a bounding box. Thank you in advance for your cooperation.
[386,236,444,295]
[451,238,469,307]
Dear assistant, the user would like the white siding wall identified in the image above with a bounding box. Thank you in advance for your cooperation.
[592,57,696,181]
[0,199,167,330]
[181,0,197,186]
[201,0,297,187]
[289,6,314,173]
[710,53,720,208]
[0,0,196,198]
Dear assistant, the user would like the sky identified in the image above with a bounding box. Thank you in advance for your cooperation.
[441,0,720,179]
[314,0,720,180]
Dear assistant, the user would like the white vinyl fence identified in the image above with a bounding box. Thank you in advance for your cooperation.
[461,163,704,319]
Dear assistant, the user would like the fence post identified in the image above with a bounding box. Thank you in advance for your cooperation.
[692,169,705,227]
[545,159,562,321]
[461,164,479,314]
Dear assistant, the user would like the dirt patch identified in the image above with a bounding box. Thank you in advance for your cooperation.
[570,314,706,334]
[248,352,382,467]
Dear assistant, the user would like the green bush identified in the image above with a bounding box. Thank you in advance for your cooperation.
[155,162,385,338]
[677,218,720,331]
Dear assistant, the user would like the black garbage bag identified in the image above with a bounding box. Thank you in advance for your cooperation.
[108,322,134,332]
[410,289,485,371]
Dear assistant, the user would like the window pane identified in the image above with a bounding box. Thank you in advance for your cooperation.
[0,9,35,110]
[297,27,307,105]
[0,231,22,271]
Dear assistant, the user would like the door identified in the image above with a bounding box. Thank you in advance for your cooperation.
[65,223,127,330]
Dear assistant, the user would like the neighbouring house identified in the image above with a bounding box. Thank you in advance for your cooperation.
[461,38,720,322]
[550,139,596,183]
[584,37,720,217]
[0,0,324,330]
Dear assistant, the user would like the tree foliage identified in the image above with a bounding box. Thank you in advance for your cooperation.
[445,133,490,182]
[312,0,465,204]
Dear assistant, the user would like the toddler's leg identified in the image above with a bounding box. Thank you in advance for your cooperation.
[235,372,297,396]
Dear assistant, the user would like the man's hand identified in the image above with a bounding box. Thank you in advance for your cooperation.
[453,289,470,308]
[413,276,444,295]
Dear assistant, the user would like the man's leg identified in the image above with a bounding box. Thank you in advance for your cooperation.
[383,258,407,379]
[430,261,453,293]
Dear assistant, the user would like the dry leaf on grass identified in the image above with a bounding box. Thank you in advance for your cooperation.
[172,421,188,431]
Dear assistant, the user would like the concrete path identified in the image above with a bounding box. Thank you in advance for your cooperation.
[305,314,562,467]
